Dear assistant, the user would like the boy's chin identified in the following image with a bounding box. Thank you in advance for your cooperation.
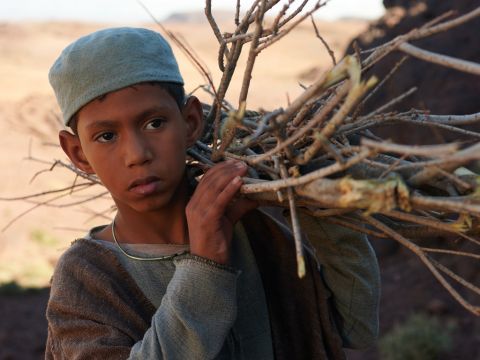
[121,192,179,214]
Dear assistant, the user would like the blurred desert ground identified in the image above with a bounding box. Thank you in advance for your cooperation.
[0,17,366,290]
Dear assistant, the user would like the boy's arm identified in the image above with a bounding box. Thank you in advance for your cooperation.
[128,255,239,359]
[46,244,239,360]
[293,211,381,349]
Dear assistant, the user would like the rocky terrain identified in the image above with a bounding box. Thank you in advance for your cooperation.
[346,0,480,143]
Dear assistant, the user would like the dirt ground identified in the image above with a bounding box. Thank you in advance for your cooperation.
[347,243,480,360]
[0,289,49,360]
[0,17,479,360]
[1,245,479,360]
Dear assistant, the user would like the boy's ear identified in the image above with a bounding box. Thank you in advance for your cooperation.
[58,130,95,174]
[182,96,204,148]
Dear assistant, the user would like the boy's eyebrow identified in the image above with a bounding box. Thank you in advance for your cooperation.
[85,106,171,131]
[85,120,118,132]
[134,106,171,121]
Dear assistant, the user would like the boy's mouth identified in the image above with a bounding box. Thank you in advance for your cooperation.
[128,176,161,195]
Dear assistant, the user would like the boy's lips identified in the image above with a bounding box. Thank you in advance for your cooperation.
[128,176,162,195]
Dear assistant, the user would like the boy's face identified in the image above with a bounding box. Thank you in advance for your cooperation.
[59,84,203,213]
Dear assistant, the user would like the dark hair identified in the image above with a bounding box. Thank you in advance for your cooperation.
[155,82,186,109]
[69,81,185,134]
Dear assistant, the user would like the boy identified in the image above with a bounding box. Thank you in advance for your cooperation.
[46,27,380,359]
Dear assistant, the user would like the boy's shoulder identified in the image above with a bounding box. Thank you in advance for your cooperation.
[46,238,154,359]
[50,237,141,300]
[49,237,156,317]
[53,238,112,274]
[50,239,117,297]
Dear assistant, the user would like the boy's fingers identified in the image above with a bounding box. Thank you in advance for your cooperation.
[204,160,246,180]
[207,175,244,219]
[207,161,247,182]
[196,161,242,189]
[193,161,247,206]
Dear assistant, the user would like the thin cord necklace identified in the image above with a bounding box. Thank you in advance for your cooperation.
[111,217,189,261]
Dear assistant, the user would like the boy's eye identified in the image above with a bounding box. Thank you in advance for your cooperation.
[96,132,115,143]
[145,118,166,130]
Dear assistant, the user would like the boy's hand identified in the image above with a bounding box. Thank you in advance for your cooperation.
[186,160,257,265]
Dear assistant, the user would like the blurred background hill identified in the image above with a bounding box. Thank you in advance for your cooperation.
[347,0,480,144]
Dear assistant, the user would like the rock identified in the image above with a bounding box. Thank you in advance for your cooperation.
[426,298,450,315]
[344,0,480,144]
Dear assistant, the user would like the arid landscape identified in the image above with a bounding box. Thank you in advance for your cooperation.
[0,6,479,359]
[0,17,366,288]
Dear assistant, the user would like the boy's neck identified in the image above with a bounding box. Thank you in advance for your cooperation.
[98,176,191,245]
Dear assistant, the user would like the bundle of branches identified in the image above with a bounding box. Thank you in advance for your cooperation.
[3,2,480,315]
[174,2,480,315]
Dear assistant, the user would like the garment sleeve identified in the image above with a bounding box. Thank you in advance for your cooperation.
[45,242,239,360]
[292,211,380,349]
[128,255,240,359]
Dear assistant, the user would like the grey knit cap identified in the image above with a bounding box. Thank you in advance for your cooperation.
[49,27,184,126]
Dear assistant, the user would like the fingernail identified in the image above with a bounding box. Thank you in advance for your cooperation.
[233,176,242,184]
[236,162,246,168]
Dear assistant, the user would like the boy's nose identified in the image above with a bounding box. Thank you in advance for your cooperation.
[123,134,153,167]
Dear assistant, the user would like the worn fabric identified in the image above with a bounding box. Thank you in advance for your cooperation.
[87,223,274,359]
[293,212,381,348]
[242,210,346,360]
[48,27,184,125]
[45,240,240,360]
[45,208,379,359]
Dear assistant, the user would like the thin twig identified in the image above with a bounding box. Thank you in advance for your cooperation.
[280,160,305,278]
[364,215,480,315]
[411,111,480,126]
[351,56,408,119]
[398,42,480,75]
[235,0,241,26]
[365,87,417,117]
[361,138,459,157]
[257,1,324,52]
[362,7,480,69]
[0,183,93,201]
[310,14,336,65]
[422,248,480,260]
